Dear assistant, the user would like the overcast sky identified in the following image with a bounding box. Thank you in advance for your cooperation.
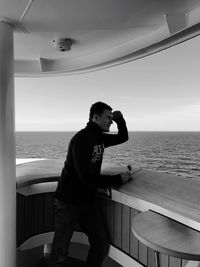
[15,35,200,131]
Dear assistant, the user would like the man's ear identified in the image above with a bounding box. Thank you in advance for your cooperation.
[92,113,99,123]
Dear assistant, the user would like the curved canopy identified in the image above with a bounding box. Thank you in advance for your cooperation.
[1,0,200,76]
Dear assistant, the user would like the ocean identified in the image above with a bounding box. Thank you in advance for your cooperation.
[16,131,200,179]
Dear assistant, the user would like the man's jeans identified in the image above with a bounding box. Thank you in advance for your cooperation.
[51,198,109,267]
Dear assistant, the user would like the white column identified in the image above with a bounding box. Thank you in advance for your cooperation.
[0,21,16,267]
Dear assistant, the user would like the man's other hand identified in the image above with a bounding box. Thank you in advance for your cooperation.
[120,171,132,184]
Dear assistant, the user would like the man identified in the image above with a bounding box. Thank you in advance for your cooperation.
[51,101,132,266]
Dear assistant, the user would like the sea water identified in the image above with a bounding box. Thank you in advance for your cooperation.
[16,131,200,179]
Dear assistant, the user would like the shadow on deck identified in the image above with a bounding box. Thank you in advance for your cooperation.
[17,243,122,267]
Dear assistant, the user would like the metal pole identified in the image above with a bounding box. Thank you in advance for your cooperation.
[154,250,160,267]
[0,21,16,267]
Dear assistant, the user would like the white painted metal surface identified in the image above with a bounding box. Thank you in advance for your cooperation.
[0,21,16,267]
[16,158,46,165]
[0,0,200,76]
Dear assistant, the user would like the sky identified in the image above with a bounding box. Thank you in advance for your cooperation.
[15,35,200,132]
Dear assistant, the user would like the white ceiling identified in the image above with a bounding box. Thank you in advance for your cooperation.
[1,0,200,76]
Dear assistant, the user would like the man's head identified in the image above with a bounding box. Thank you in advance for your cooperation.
[89,102,113,132]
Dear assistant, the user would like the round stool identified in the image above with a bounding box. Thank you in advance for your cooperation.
[132,211,200,267]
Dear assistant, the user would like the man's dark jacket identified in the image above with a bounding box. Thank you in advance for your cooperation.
[55,117,128,204]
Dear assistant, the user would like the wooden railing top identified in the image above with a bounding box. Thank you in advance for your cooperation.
[16,159,200,231]
[109,168,200,231]
[16,159,62,188]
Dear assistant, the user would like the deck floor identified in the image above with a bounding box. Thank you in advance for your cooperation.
[38,256,84,267]
[17,243,122,267]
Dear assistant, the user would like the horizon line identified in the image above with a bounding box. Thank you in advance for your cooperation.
[15,130,200,132]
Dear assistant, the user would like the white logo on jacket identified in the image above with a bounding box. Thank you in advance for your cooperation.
[91,144,104,163]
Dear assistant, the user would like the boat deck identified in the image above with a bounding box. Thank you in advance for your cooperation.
[17,243,122,267]
[16,159,200,267]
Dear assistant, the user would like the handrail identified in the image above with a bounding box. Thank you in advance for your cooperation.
[16,159,200,231]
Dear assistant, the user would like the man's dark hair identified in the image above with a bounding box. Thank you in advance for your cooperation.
[89,102,112,120]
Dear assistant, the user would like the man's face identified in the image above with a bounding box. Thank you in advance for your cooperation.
[95,109,113,132]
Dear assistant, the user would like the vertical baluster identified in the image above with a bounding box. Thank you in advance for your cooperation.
[44,193,54,232]
[170,256,182,267]
[113,202,122,249]
[121,205,130,254]
[159,254,169,267]
[17,194,25,246]
[181,259,188,267]
[130,208,139,260]
[148,248,156,267]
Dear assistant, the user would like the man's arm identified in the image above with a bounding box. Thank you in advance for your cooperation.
[103,111,129,148]
[72,135,123,190]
